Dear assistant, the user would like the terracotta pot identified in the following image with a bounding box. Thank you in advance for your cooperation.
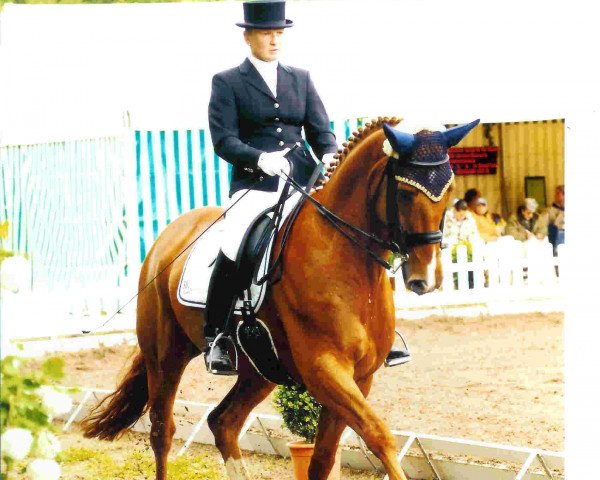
[287,441,341,480]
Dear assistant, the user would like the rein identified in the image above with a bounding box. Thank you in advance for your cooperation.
[278,156,445,272]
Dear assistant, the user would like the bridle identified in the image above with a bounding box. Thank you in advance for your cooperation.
[381,157,445,266]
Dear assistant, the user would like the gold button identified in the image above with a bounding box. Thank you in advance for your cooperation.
[279,141,285,146]
[276,127,282,133]
[274,103,280,108]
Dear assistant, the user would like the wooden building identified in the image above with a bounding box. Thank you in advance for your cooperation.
[448,119,565,218]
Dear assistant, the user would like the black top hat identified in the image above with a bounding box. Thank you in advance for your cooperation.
[236,0,294,29]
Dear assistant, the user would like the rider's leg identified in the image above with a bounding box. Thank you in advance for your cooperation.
[204,250,240,375]
[204,183,286,374]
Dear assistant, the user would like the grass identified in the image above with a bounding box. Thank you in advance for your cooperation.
[5,426,381,479]
[57,446,223,479]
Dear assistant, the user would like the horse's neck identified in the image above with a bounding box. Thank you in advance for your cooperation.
[318,134,384,230]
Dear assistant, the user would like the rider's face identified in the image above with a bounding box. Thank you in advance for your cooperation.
[244,29,285,62]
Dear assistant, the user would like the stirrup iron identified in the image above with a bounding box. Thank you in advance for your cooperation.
[207,332,239,373]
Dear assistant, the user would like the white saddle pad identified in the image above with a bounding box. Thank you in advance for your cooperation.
[177,192,301,313]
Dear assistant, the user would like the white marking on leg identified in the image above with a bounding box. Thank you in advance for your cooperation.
[225,458,249,480]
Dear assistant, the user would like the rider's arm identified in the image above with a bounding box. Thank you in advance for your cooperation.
[303,71,338,161]
[208,74,263,169]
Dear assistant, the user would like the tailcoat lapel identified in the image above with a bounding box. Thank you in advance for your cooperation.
[239,58,276,100]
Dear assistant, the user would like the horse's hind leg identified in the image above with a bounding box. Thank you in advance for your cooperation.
[208,359,275,479]
[142,320,197,480]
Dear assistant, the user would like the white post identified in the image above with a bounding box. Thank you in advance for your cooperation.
[455,244,469,291]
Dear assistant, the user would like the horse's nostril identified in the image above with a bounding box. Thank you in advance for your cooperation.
[407,279,427,295]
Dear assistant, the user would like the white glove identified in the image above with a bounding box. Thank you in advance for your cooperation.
[257,148,291,177]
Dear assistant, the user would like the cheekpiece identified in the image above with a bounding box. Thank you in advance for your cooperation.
[236,0,294,29]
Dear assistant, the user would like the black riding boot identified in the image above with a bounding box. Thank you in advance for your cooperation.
[204,251,239,375]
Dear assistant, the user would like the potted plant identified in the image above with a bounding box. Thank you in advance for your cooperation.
[273,384,341,480]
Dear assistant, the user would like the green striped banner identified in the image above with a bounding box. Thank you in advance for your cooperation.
[0,137,129,293]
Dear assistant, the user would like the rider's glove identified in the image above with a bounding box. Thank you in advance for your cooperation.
[257,148,291,177]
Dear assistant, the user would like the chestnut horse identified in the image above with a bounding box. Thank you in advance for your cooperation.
[82,117,473,480]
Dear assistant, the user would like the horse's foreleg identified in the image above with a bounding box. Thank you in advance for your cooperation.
[208,360,275,480]
[308,406,346,480]
[305,356,408,480]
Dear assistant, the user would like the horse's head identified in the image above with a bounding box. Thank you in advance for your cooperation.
[376,119,479,294]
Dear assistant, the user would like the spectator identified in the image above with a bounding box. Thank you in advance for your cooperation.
[443,199,480,247]
[545,185,565,253]
[464,188,481,212]
[505,198,548,241]
[471,197,505,242]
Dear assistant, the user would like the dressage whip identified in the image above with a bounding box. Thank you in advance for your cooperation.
[81,144,300,335]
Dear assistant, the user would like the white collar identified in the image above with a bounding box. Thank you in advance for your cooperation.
[248,54,279,74]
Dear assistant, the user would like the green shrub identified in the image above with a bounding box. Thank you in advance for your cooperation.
[273,384,321,444]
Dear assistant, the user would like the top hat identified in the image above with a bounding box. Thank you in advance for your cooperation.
[236,0,294,29]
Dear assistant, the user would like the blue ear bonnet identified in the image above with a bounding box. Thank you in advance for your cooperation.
[382,119,480,202]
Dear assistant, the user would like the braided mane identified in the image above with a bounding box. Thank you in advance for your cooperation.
[326,116,401,180]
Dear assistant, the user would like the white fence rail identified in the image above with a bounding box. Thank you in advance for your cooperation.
[394,238,563,315]
[59,387,564,480]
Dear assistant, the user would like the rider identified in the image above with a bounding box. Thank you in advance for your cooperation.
[205,0,410,374]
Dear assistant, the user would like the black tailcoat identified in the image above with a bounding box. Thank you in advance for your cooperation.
[208,58,338,196]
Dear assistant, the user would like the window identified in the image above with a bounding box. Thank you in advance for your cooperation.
[524,176,547,209]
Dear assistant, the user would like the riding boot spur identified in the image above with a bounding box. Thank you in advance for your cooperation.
[204,251,240,375]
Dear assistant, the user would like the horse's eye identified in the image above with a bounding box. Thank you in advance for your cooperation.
[397,189,414,202]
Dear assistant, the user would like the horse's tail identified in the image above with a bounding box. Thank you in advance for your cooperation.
[81,349,149,440]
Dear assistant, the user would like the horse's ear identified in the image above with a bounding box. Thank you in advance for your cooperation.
[442,119,480,147]
[382,122,415,154]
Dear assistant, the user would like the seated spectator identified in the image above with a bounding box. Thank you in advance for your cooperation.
[443,199,480,247]
[545,185,565,253]
[464,188,482,212]
[471,197,505,242]
[505,198,548,241]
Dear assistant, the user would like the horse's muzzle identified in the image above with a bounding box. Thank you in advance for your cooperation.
[407,279,429,295]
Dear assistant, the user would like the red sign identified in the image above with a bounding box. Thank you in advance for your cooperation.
[449,146,498,175]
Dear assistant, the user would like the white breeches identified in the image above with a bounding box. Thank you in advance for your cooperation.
[220,178,300,261]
